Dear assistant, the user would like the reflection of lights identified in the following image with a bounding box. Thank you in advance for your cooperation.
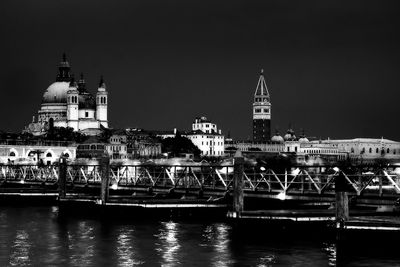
[276,192,286,200]
[291,168,300,176]
[116,228,143,266]
[212,223,232,267]
[68,221,95,266]
[156,221,180,266]
[111,184,118,190]
[260,167,266,171]
[9,230,31,266]
[20,180,25,184]
[333,167,339,172]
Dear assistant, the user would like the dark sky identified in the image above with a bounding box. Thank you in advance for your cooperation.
[1,0,400,140]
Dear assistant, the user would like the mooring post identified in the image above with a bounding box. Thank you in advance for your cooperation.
[233,150,244,217]
[58,156,67,199]
[335,171,349,224]
[100,154,110,204]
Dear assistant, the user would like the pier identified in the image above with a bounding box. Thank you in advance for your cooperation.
[1,153,400,232]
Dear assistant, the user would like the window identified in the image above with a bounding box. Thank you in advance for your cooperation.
[9,152,15,157]
[376,148,379,153]
[255,109,261,113]
[46,152,52,158]
[85,112,89,117]
[350,148,354,153]
[369,148,372,153]
[387,148,390,153]
[264,108,269,113]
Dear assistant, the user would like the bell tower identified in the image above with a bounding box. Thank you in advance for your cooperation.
[252,69,271,142]
[67,77,79,131]
[96,75,108,128]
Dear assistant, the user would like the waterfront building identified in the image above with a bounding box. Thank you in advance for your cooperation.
[315,138,400,164]
[76,137,106,159]
[0,139,76,165]
[186,117,225,157]
[25,54,109,136]
[252,70,271,143]
[155,117,225,157]
[107,133,128,160]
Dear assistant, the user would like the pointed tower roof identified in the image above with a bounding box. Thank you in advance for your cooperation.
[69,76,77,88]
[56,52,72,82]
[77,72,86,92]
[98,75,106,90]
[254,69,270,100]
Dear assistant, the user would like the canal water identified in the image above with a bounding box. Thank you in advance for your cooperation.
[0,206,399,266]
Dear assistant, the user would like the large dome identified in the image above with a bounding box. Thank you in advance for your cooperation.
[42,82,71,104]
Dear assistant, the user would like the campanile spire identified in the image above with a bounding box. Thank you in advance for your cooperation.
[252,69,271,142]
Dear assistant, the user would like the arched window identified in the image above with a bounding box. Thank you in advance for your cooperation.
[387,148,390,153]
[91,145,96,150]
[9,151,15,157]
[350,147,354,153]
[376,148,379,153]
[46,152,52,158]
[369,148,372,153]
[64,153,70,158]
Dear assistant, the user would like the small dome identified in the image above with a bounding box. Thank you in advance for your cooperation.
[298,137,309,143]
[284,133,292,140]
[271,135,284,143]
[79,92,96,109]
[284,128,297,141]
[42,82,71,104]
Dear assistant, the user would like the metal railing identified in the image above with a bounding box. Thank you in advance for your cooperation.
[1,164,399,196]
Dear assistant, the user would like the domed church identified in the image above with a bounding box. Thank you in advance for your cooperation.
[25,54,109,136]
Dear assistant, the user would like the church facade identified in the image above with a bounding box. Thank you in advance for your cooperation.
[25,54,108,136]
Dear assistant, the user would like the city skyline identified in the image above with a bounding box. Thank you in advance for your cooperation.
[1,0,400,140]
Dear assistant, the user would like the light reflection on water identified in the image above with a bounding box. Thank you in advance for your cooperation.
[1,206,396,266]
[116,228,144,266]
[155,221,181,266]
[69,221,95,266]
[9,230,31,266]
[211,223,233,267]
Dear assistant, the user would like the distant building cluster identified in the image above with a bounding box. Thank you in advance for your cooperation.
[0,54,398,165]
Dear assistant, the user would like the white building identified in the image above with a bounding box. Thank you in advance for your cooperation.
[0,141,77,165]
[186,117,225,157]
[316,138,400,163]
[25,54,108,136]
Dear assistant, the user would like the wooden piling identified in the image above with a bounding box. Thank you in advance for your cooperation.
[335,171,349,223]
[233,150,244,216]
[58,156,67,199]
[100,155,110,204]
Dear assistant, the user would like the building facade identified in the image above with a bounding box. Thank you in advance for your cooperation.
[186,117,225,157]
[25,54,108,136]
[0,140,76,165]
[316,138,400,164]
[253,70,271,142]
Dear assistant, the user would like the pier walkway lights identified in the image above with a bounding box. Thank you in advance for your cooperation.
[291,168,300,176]
[333,167,340,172]
[276,192,286,201]
[111,183,118,190]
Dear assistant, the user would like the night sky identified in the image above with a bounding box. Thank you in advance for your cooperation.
[1,0,399,140]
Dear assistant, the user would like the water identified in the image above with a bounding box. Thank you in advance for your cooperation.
[0,206,399,266]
